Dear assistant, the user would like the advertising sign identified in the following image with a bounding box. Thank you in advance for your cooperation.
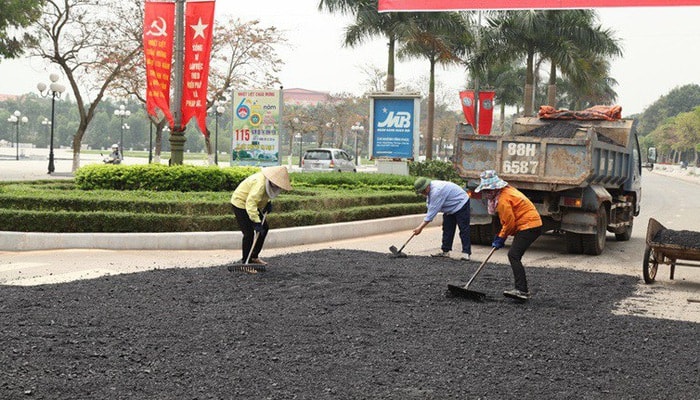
[369,94,421,160]
[231,90,282,166]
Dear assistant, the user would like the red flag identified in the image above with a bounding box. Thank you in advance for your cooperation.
[378,0,700,12]
[181,0,215,136]
[459,90,475,128]
[143,0,175,127]
[478,91,496,135]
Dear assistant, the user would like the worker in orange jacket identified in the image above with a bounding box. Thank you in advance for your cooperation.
[474,170,542,301]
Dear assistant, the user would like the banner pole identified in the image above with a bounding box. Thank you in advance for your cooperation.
[169,0,186,165]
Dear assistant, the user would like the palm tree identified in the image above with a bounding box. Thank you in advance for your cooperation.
[318,0,415,91]
[539,10,622,108]
[399,12,472,159]
[483,10,621,116]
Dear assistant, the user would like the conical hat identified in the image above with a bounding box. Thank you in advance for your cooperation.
[261,166,292,191]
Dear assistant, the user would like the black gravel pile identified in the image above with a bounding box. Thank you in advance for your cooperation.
[653,228,700,249]
[1,249,698,399]
[526,122,618,145]
[527,122,581,138]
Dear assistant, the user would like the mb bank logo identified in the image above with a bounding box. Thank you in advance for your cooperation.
[377,111,412,129]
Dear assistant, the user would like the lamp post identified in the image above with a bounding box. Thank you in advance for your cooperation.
[7,111,28,161]
[295,132,302,168]
[41,118,52,156]
[114,105,131,160]
[350,122,364,165]
[293,117,303,167]
[37,73,65,174]
[210,101,226,165]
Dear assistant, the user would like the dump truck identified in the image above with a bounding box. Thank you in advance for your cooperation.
[454,116,643,255]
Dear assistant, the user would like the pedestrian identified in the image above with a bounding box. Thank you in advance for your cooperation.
[474,170,542,301]
[412,177,472,261]
[231,166,292,266]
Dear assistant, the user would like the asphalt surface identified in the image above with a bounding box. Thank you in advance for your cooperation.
[2,147,699,327]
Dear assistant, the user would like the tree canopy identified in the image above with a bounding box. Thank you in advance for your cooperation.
[0,0,43,60]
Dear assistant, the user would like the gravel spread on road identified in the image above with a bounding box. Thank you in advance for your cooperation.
[1,249,698,399]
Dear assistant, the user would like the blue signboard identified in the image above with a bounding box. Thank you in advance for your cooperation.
[371,97,417,159]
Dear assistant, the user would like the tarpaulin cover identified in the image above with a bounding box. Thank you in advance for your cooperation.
[538,105,623,120]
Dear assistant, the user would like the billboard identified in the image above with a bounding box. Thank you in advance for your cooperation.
[369,94,421,160]
[231,89,282,166]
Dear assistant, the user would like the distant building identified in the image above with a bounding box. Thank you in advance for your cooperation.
[283,88,330,106]
[0,94,20,102]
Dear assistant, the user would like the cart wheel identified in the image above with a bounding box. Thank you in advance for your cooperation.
[642,246,658,284]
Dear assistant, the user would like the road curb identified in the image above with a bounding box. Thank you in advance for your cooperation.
[0,214,432,252]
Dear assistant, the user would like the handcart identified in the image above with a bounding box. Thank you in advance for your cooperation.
[643,218,700,284]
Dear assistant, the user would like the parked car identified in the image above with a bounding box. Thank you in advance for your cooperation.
[301,148,356,172]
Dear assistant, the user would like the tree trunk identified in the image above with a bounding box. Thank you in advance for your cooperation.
[426,60,436,160]
[547,62,557,106]
[523,52,535,116]
[386,38,395,92]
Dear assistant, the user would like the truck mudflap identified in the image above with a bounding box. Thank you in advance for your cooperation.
[561,210,599,235]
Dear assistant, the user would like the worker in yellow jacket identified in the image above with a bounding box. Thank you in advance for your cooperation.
[474,170,542,301]
[231,166,292,266]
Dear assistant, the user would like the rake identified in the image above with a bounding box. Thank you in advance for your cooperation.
[447,247,497,301]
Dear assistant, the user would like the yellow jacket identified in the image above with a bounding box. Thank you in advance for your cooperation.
[496,186,542,238]
[230,172,270,223]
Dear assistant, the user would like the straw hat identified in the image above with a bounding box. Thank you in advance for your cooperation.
[474,170,508,192]
[413,177,432,193]
[261,166,292,191]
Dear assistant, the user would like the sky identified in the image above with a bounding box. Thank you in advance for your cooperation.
[1,2,699,116]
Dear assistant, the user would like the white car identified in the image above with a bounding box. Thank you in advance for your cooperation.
[301,148,357,172]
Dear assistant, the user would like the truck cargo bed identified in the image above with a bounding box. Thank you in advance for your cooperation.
[454,118,635,192]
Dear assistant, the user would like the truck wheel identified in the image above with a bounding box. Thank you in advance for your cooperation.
[565,232,583,254]
[582,206,607,255]
[615,218,633,241]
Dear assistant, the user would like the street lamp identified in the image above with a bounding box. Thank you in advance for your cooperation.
[351,122,364,165]
[210,101,226,165]
[295,132,302,168]
[37,73,66,173]
[41,118,52,154]
[114,105,131,159]
[293,117,304,167]
[7,110,28,161]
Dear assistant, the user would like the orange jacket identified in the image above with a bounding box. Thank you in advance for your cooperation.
[496,186,542,238]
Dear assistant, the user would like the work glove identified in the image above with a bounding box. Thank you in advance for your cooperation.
[492,236,506,249]
[253,222,263,233]
[263,201,272,214]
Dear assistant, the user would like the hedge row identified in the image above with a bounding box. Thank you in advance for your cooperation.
[74,164,417,192]
[0,203,426,233]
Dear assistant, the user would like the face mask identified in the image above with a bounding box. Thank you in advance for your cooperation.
[266,179,283,199]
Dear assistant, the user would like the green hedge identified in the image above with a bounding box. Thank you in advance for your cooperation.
[0,203,426,233]
[0,163,462,233]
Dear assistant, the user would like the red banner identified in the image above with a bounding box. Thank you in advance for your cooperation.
[478,91,496,135]
[459,90,476,128]
[379,0,700,11]
[143,0,175,127]
[459,90,496,135]
[181,0,215,136]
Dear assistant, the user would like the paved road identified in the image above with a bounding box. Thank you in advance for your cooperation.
[2,150,699,323]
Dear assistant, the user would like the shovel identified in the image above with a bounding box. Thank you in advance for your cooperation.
[389,233,416,258]
[227,213,268,274]
[447,247,497,301]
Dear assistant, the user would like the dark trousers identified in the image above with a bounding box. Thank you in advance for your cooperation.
[441,202,471,254]
[233,206,268,261]
[508,226,542,292]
